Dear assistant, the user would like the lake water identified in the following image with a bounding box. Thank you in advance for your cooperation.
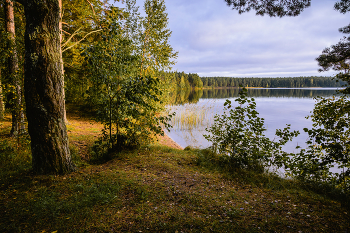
[166,88,342,153]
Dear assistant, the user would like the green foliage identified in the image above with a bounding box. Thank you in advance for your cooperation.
[195,148,227,171]
[88,76,174,160]
[286,3,350,197]
[0,134,31,176]
[316,37,350,94]
[69,144,87,167]
[175,72,203,90]
[285,96,350,192]
[140,0,178,75]
[225,0,311,17]
[84,5,174,157]
[204,88,299,171]
[335,0,350,14]
[0,1,25,113]
[62,0,105,104]
[200,76,346,88]
[314,1,350,94]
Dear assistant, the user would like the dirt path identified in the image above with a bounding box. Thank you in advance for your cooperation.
[66,113,183,152]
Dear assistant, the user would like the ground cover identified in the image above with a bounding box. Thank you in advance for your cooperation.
[0,112,349,232]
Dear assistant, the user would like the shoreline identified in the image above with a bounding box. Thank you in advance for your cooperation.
[201,86,341,89]
[157,133,183,150]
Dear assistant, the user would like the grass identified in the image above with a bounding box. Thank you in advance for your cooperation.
[0,113,349,232]
[168,102,219,131]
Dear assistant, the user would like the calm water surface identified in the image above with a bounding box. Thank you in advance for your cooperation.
[166,88,342,153]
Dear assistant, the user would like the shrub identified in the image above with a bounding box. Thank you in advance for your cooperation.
[285,95,350,193]
[204,88,299,172]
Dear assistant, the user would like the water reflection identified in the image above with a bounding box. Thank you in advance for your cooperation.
[173,89,203,105]
[167,88,341,151]
[173,88,341,105]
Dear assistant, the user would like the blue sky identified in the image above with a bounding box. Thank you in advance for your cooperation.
[114,0,349,77]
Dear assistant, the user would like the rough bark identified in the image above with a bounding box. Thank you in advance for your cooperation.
[23,0,75,174]
[5,0,24,136]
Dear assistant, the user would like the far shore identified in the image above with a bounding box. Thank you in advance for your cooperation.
[201,86,341,89]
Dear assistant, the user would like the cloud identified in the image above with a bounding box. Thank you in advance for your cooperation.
[111,0,348,77]
[165,0,349,77]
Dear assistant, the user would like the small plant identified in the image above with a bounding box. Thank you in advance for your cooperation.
[0,134,31,176]
[69,144,88,167]
[204,88,299,171]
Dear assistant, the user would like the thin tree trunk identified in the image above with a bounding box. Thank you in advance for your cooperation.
[5,0,23,136]
[23,0,75,174]
[59,0,68,124]
[0,68,4,120]
[20,60,25,132]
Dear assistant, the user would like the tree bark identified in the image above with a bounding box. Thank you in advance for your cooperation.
[23,0,75,174]
[58,0,68,124]
[5,0,24,136]
[0,68,4,120]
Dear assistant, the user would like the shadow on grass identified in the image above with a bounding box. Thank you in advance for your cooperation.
[194,148,350,210]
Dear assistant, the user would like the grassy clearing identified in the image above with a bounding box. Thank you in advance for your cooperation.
[0,113,349,232]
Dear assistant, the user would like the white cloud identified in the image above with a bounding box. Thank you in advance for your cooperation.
[165,0,349,77]
[111,0,348,77]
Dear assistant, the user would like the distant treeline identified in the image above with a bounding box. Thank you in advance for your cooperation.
[171,73,346,105]
[201,88,341,99]
[175,72,203,90]
[200,76,347,88]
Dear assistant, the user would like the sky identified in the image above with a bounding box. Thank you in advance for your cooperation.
[114,0,349,77]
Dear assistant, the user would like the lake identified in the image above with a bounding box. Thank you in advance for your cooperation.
[166,88,342,154]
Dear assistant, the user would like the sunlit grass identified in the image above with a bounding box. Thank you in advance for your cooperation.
[0,112,349,232]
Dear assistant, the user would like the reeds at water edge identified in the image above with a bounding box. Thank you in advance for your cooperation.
[167,101,220,131]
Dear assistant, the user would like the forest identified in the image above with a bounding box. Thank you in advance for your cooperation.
[171,74,346,105]
[0,0,350,232]
[174,71,204,90]
[201,76,347,88]
[0,0,178,173]
[174,73,346,90]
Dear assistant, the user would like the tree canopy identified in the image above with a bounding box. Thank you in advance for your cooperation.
[316,0,350,94]
[225,0,311,17]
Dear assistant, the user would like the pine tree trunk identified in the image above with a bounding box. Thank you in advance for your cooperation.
[23,0,75,174]
[5,0,23,136]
